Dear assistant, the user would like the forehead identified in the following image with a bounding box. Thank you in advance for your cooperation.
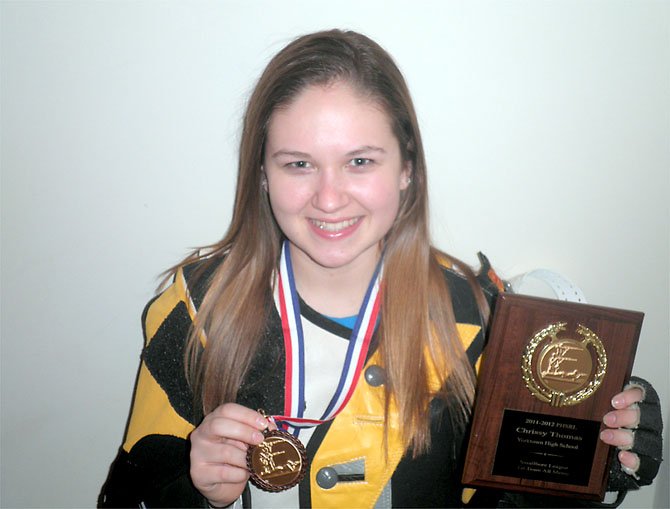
[266,82,396,147]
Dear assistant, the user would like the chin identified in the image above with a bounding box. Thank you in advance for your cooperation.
[309,256,354,270]
[309,249,377,272]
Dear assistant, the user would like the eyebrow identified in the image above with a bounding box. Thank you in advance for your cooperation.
[270,150,311,159]
[270,145,387,159]
[346,145,386,157]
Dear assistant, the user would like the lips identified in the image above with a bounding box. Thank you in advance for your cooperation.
[310,217,360,232]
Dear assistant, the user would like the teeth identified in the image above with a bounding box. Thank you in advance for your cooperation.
[312,218,358,232]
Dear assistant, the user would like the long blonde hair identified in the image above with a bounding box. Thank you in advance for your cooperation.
[174,30,488,454]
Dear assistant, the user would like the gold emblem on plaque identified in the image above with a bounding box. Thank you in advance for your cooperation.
[522,322,607,406]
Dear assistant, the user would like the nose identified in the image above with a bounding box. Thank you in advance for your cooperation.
[312,168,349,212]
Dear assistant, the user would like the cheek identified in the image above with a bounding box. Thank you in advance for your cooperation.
[354,181,402,213]
[382,192,402,220]
[268,180,311,215]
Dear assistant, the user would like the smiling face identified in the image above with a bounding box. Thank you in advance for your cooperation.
[264,81,410,280]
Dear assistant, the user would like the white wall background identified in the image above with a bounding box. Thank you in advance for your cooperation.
[1,1,668,507]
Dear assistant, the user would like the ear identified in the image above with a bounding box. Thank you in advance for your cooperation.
[261,166,268,192]
[399,161,412,191]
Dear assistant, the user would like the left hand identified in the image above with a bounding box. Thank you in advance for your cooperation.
[600,386,643,475]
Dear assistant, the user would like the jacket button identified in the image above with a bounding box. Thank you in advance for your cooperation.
[316,467,338,489]
[364,365,386,387]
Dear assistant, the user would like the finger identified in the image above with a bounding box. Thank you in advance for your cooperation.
[600,428,634,449]
[192,440,251,469]
[220,438,250,451]
[207,418,265,447]
[191,420,254,449]
[611,387,644,410]
[603,407,641,429]
[195,460,251,487]
[209,403,271,430]
[618,450,641,476]
[197,407,270,446]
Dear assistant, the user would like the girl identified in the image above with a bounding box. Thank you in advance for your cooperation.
[99,30,661,508]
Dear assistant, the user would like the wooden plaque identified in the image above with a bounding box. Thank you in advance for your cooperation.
[462,293,643,500]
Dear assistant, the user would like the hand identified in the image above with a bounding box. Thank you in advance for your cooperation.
[190,403,272,507]
[600,386,643,475]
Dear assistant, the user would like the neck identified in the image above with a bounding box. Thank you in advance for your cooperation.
[288,244,380,318]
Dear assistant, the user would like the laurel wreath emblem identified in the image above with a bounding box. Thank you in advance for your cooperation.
[521,322,607,406]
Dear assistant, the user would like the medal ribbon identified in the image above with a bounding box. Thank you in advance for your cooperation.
[274,240,382,433]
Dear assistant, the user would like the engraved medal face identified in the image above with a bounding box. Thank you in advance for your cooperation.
[537,338,592,393]
[522,322,607,406]
[247,429,308,492]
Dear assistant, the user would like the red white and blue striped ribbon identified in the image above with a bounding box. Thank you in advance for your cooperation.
[273,240,383,434]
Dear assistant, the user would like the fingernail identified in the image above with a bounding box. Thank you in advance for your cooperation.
[619,451,639,476]
[256,416,269,429]
[252,431,265,443]
[603,413,616,426]
[611,397,624,408]
[600,430,613,442]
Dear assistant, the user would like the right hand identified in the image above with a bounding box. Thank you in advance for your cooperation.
[190,403,272,507]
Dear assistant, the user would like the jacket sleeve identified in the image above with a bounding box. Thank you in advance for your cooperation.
[98,268,207,508]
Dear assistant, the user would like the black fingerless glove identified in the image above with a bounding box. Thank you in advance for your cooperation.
[607,376,664,491]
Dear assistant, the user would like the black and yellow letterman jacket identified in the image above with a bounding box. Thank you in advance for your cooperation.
[98,256,507,508]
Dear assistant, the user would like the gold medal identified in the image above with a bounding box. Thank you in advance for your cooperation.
[247,421,308,492]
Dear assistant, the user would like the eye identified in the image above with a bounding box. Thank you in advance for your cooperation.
[289,161,309,168]
[349,157,372,167]
[285,160,312,171]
